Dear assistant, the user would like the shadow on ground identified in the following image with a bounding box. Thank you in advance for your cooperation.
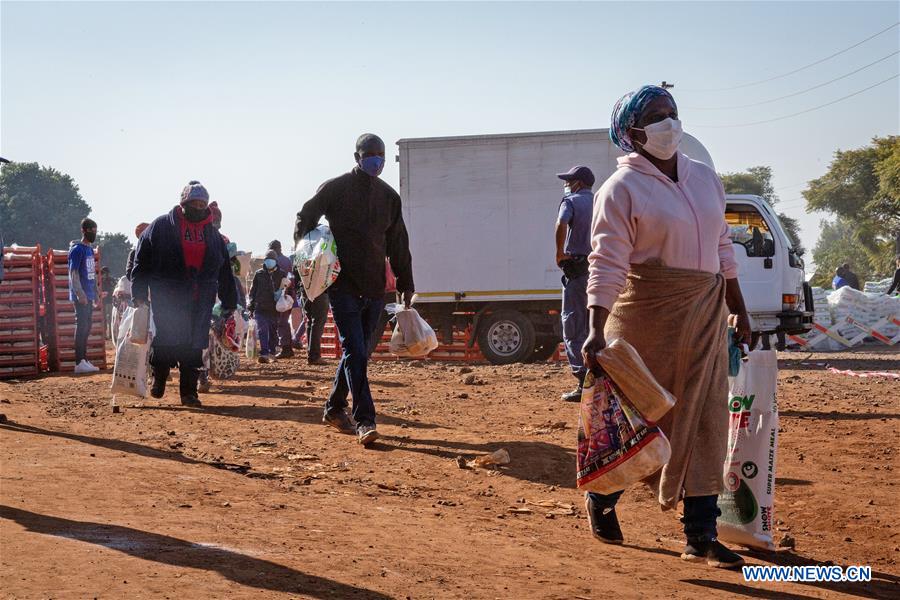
[0,505,392,599]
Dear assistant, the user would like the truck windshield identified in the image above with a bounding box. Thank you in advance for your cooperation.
[725,204,775,258]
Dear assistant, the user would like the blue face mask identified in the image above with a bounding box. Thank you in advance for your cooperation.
[264,259,277,270]
[359,156,385,177]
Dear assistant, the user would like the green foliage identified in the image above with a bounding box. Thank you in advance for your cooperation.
[0,162,91,250]
[720,166,777,204]
[776,213,803,253]
[96,232,133,279]
[719,165,804,253]
[806,136,899,281]
[809,218,873,287]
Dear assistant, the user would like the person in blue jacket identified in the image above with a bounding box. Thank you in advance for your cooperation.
[832,266,849,290]
[69,218,100,374]
[131,181,237,407]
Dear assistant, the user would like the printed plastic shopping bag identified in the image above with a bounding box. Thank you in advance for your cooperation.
[110,307,151,398]
[210,323,241,380]
[717,349,779,551]
[387,304,438,358]
[576,370,672,495]
[595,338,676,423]
[294,224,341,301]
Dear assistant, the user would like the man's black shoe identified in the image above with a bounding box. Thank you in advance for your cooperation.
[585,494,624,544]
[681,539,745,568]
[180,394,202,408]
[275,348,295,360]
[150,377,166,399]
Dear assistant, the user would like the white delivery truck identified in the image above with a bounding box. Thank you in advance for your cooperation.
[397,129,812,364]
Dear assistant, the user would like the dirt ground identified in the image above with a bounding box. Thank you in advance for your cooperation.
[1,346,898,599]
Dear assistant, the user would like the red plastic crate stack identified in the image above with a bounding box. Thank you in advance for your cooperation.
[44,248,107,372]
[0,245,43,379]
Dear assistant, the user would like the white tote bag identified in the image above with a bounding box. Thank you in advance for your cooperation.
[110,307,152,398]
[717,349,779,551]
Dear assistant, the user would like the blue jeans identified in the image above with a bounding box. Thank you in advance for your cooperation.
[561,273,588,384]
[326,291,386,428]
[255,312,278,356]
[587,492,721,542]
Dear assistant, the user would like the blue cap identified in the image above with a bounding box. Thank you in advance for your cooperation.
[180,180,209,205]
[556,165,595,188]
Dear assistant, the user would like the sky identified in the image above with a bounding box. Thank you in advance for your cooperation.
[2,1,898,275]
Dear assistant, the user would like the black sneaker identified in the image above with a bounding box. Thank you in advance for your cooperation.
[275,348,295,360]
[585,494,624,544]
[150,377,166,399]
[681,539,745,568]
[322,411,355,435]
[561,388,582,403]
[180,394,202,408]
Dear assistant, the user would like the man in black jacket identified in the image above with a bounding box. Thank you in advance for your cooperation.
[295,133,414,446]
[132,181,237,407]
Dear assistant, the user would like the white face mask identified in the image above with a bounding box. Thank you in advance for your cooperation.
[563,184,573,195]
[634,118,683,160]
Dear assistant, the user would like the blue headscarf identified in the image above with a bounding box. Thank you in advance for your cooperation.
[609,85,677,153]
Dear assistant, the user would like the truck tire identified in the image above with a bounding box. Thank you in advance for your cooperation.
[477,310,535,365]
[530,336,560,362]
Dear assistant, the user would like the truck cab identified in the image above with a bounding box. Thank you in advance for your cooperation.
[724,194,812,340]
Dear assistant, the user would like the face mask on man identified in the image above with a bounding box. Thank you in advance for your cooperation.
[264,258,277,271]
[183,205,210,223]
[563,184,573,195]
[633,117,683,160]
[83,231,97,244]
[359,156,385,177]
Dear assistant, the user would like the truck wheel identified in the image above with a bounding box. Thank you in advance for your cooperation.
[477,310,536,365]
[530,336,560,362]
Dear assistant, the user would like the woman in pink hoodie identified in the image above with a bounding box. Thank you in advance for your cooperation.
[581,85,752,569]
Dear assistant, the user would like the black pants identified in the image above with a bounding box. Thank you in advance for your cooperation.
[303,293,330,360]
[150,344,203,397]
[102,302,113,339]
[74,302,93,364]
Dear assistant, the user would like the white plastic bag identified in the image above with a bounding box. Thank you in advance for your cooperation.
[294,224,341,301]
[386,304,438,358]
[717,349,779,551]
[275,290,293,313]
[110,307,150,398]
[245,318,258,359]
[113,275,131,297]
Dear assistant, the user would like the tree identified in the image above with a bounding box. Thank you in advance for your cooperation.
[96,232,133,278]
[719,165,804,252]
[809,218,873,288]
[805,136,899,278]
[0,162,91,250]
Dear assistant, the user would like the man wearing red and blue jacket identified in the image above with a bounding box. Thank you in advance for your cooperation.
[132,181,237,406]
